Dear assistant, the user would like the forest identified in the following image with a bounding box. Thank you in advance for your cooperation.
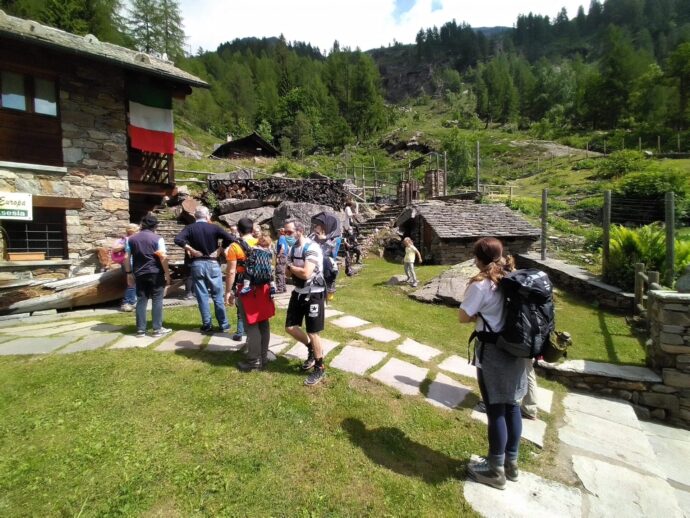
[2,0,690,154]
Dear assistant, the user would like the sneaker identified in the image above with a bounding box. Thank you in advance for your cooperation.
[120,303,135,312]
[476,401,487,413]
[504,459,519,482]
[239,285,251,295]
[136,330,146,337]
[200,324,213,334]
[301,350,315,371]
[237,360,263,372]
[468,458,506,490]
[231,333,244,342]
[269,286,276,299]
[304,366,326,386]
[151,327,172,338]
[184,294,196,300]
[218,326,231,334]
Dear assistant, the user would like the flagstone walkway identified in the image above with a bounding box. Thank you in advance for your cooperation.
[0,301,688,517]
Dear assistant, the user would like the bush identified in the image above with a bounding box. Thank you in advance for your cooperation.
[604,223,690,289]
[613,170,688,199]
[595,150,646,179]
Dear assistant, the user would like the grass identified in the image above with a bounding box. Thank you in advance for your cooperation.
[0,257,646,515]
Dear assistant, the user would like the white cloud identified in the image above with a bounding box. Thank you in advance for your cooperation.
[180,0,586,54]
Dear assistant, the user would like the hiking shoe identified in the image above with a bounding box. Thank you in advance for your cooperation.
[136,330,146,337]
[151,327,172,338]
[504,459,519,482]
[468,458,506,490]
[232,333,244,342]
[200,324,213,334]
[301,350,315,371]
[120,303,135,312]
[304,367,326,386]
[237,360,263,372]
[476,401,487,413]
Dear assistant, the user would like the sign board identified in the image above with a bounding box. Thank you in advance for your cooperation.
[0,192,32,220]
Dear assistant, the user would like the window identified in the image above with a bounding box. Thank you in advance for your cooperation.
[2,207,67,259]
[0,71,57,117]
[0,71,26,111]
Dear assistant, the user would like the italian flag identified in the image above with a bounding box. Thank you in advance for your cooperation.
[128,84,175,154]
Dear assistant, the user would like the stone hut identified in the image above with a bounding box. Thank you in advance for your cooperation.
[396,200,540,264]
[211,131,279,159]
[0,11,206,276]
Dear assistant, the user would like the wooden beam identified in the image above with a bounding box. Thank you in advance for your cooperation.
[128,182,175,196]
[32,195,83,209]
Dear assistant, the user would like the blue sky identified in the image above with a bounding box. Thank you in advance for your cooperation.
[180,0,586,54]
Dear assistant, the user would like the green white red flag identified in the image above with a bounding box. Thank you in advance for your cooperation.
[128,84,174,154]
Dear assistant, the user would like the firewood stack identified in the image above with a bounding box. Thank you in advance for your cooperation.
[208,178,349,210]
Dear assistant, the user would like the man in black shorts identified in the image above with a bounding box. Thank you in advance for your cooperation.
[284,219,326,386]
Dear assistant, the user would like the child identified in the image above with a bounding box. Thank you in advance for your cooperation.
[240,233,277,297]
[402,237,422,287]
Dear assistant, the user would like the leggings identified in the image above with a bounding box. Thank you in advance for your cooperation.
[477,367,522,463]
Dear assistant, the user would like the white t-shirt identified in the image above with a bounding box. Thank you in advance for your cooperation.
[460,279,505,333]
[289,238,324,294]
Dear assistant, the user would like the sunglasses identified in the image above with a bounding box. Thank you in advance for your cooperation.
[284,230,295,235]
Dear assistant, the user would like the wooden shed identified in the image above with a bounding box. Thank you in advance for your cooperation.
[211,132,279,159]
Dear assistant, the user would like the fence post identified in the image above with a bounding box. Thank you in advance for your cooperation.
[586,142,589,158]
[649,271,660,288]
[634,263,645,313]
[509,186,514,202]
[443,151,448,196]
[476,141,480,192]
[638,137,642,152]
[604,139,607,155]
[658,135,661,154]
[666,191,675,287]
[541,188,548,260]
[603,190,611,278]
[678,133,681,153]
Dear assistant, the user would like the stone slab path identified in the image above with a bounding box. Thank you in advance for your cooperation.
[397,338,441,362]
[357,326,400,343]
[329,345,388,375]
[1,306,690,517]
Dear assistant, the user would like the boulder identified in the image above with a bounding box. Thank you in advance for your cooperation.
[387,275,409,286]
[272,201,349,231]
[219,206,275,228]
[409,260,476,306]
[218,198,263,215]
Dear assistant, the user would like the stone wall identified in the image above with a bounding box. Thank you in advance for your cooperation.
[517,252,633,311]
[432,236,537,265]
[0,60,129,263]
[646,290,690,427]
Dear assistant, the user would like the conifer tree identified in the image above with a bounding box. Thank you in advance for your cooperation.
[128,0,163,55]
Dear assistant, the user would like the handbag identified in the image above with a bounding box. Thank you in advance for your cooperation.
[239,284,275,325]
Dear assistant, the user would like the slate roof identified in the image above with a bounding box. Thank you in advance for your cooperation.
[0,10,207,88]
[414,201,541,239]
[211,132,280,159]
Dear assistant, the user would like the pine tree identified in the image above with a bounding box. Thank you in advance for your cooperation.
[128,0,163,55]
[158,0,185,60]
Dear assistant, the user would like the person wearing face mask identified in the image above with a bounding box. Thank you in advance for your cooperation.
[275,227,294,294]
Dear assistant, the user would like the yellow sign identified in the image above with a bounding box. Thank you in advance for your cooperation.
[0,192,33,220]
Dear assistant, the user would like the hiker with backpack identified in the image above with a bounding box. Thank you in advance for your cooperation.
[284,219,327,386]
[310,212,342,302]
[459,237,555,490]
[459,237,525,490]
[225,217,275,371]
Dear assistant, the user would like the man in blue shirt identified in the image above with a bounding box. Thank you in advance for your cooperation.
[125,214,171,338]
[175,206,235,333]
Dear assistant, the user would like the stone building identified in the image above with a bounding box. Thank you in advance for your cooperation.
[0,11,206,275]
[396,200,540,264]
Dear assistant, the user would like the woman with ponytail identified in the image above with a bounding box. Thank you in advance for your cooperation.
[459,237,526,490]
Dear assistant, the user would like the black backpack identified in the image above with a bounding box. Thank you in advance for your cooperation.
[473,269,555,359]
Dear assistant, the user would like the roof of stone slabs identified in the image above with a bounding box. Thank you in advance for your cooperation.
[0,10,207,88]
[414,201,541,239]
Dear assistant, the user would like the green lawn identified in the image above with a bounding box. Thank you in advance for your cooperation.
[0,257,646,515]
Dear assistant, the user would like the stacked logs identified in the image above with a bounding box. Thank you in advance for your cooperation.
[208,178,349,210]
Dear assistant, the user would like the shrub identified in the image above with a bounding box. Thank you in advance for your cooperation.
[605,223,690,289]
[613,170,687,199]
[595,150,646,179]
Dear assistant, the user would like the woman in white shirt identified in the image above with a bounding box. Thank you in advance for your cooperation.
[459,237,526,490]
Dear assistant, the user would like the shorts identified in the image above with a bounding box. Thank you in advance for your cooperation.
[285,290,325,334]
